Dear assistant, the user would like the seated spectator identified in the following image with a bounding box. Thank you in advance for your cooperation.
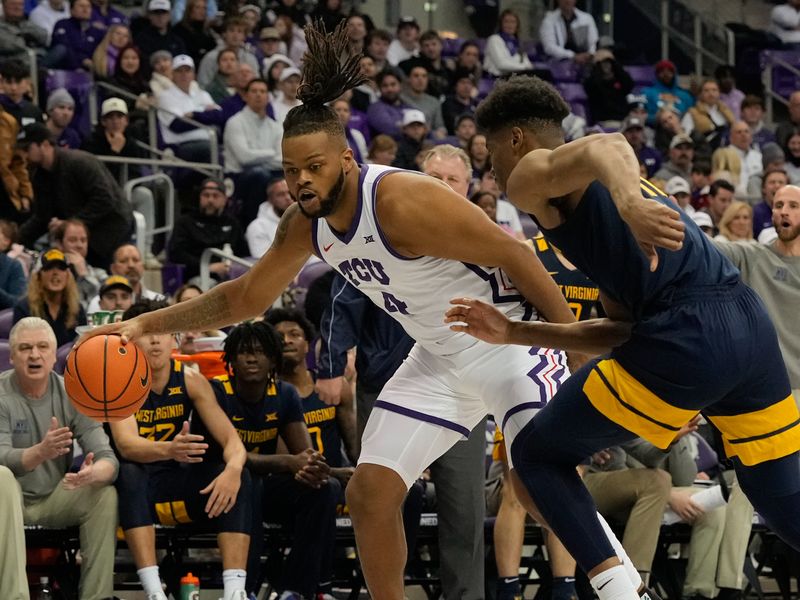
[224,78,283,226]
[51,218,108,305]
[467,132,489,178]
[364,28,391,73]
[701,179,735,235]
[0,248,25,308]
[13,249,87,346]
[748,142,788,199]
[716,65,744,121]
[332,97,367,164]
[770,0,800,46]
[445,40,483,83]
[47,0,105,70]
[388,16,420,66]
[367,68,409,139]
[168,178,247,281]
[351,54,380,113]
[621,115,661,178]
[148,49,175,98]
[453,114,477,149]
[0,0,48,57]
[0,59,44,127]
[682,79,734,148]
[752,168,789,239]
[17,124,134,269]
[172,282,226,355]
[0,99,32,226]
[257,25,285,64]
[198,17,259,89]
[157,54,220,164]
[245,176,291,257]
[29,0,70,45]
[691,160,713,210]
[219,62,257,125]
[237,4,261,47]
[44,88,81,149]
[653,106,710,160]
[476,170,525,239]
[784,128,800,182]
[715,200,754,242]
[173,0,217,65]
[400,30,452,99]
[392,109,429,171]
[345,13,367,55]
[170,0,218,27]
[108,299,251,600]
[777,91,800,149]
[539,0,598,65]
[711,146,742,193]
[0,219,33,275]
[205,48,239,104]
[441,70,478,135]
[665,175,694,216]
[273,13,307,68]
[132,0,187,59]
[82,97,149,183]
[271,66,302,124]
[643,59,694,123]
[110,45,153,126]
[86,243,162,313]
[93,273,133,315]
[262,52,294,95]
[0,317,118,599]
[485,9,533,76]
[471,190,513,234]
[90,0,127,30]
[91,23,131,78]
[208,320,337,597]
[311,0,345,33]
[655,133,694,185]
[366,133,397,165]
[400,64,446,139]
[584,48,633,125]
[740,95,775,150]
[727,120,762,199]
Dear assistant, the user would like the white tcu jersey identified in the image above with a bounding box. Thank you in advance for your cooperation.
[312,164,536,356]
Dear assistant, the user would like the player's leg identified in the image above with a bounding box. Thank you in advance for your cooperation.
[494,471,526,600]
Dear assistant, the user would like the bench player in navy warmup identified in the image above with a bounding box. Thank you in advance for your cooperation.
[446,75,800,600]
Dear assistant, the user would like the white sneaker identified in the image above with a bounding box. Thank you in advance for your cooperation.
[146,593,168,600]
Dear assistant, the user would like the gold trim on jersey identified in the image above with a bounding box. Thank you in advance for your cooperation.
[707,395,800,466]
[214,374,277,397]
[639,178,665,199]
[583,359,698,449]
[155,500,192,525]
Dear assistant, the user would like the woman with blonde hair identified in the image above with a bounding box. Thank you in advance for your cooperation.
[715,201,754,242]
[12,249,86,346]
[91,24,131,79]
[711,146,743,195]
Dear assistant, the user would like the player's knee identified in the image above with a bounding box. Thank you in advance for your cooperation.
[116,461,147,493]
[0,466,20,503]
[92,485,118,515]
[346,464,406,517]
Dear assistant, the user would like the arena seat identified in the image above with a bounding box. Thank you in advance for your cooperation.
[0,307,14,339]
[0,340,10,371]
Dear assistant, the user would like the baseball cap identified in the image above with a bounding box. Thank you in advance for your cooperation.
[100,275,133,296]
[259,26,280,40]
[279,66,301,82]
[402,109,427,127]
[46,88,75,112]
[665,176,690,196]
[626,93,647,110]
[691,211,713,230]
[200,178,226,194]
[670,133,694,149]
[149,49,172,68]
[148,0,170,11]
[37,248,69,271]
[655,59,676,73]
[16,122,53,148]
[397,16,419,30]
[172,54,195,70]
[621,116,644,132]
[101,97,128,117]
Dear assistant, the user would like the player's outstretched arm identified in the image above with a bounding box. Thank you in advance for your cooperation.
[80,204,314,344]
[506,133,685,270]
[446,297,631,355]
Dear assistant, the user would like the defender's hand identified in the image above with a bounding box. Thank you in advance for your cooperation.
[445,297,512,344]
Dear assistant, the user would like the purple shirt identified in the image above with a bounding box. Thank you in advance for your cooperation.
[752,201,773,239]
[56,127,82,149]
[637,145,663,178]
[50,17,105,69]
[366,98,410,140]
[90,4,128,29]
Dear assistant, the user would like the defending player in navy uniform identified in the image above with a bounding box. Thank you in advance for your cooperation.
[108,300,251,600]
[211,321,339,600]
[266,307,357,482]
[88,23,639,600]
[446,74,800,600]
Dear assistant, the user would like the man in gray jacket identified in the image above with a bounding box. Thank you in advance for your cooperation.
[0,317,118,600]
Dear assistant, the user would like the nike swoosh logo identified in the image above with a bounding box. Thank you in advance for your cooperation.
[323,242,334,252]
[597,579,613,591]
[232,416,244,422]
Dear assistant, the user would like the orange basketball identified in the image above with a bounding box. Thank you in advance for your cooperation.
[64,335,151,422]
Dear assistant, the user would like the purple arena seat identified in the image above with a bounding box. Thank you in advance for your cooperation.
[548,60,580,83]
[0,340,10,372]
[55,342,73,375]
[624,65,655,87]
[0,308,13,339]
[441,37,463,58]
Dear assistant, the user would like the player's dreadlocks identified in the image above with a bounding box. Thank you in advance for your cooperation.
[222,321,284,385]
[283,20,367,140]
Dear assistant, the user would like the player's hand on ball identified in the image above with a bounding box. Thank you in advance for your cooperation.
[445,297,512,344]
[169,421,208,463]
[38,417,73,461]
[63,452,96,490]
[200,464,242,517]
[77,317,145,347]
[619,197,685,271]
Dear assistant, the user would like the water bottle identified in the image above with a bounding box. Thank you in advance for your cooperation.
[180,571,200,600]
[36,576,52,600]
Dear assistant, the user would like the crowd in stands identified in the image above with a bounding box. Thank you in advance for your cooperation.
[0,0,799,598]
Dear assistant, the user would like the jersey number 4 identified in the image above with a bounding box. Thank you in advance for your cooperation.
[381,292,409,315]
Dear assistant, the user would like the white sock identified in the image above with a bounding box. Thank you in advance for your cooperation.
[223,568,247,598]
[137,565,164,596]
[590,564,640,600]
[596,511,643,590]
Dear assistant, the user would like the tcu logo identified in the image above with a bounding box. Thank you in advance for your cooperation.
[338,258,390,287]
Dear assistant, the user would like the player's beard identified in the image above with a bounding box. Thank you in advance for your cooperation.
[297,168,346,219]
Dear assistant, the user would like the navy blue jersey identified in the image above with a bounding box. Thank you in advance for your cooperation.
[211,375,304,455]
[536,179,740,319]
[301,389,343,467]
[531,234,599,321]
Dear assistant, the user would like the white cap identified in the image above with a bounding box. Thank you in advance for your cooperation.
[172,54,195,70]
[665,176,690,196]
[101,97,128,117]
[279,66,301,82]
[402,109,427,127]
[691,211,713,229]
[148,0,170,11]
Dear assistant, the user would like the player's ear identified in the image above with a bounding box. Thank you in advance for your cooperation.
[510,126,525,152]
[341,146,355,172]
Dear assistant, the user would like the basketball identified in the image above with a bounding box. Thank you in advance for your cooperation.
[64,335,151,422]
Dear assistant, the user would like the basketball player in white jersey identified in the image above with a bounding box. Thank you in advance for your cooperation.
[87,23,646,600]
